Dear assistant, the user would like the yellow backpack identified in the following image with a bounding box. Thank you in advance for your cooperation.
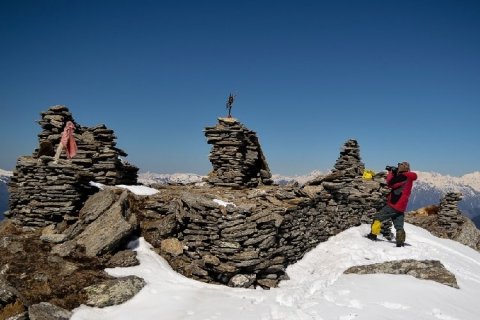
[362,169,375,180]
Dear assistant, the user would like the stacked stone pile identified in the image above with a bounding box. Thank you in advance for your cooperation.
[204,118,272,187]
[8,105,138,227]
[36,105,138,185]
[437,192,464,234]
[6,157,95,227]
[307,139,387,225]
[406,192,480,251]
[332,139,365,179]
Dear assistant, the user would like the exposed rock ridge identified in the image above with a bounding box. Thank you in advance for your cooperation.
[204,117,273,187]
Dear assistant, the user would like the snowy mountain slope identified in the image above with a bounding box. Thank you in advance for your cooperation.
[138,172,205,185]
[409,172,480,222]
[72,223,480,320]
[272,170,325,185]
[0,170,12,220]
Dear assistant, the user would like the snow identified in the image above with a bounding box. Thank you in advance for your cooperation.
[89,182,159,196]
[116,185,159,196]
[272,170,327,185]
[213,199,236,207]
[138,172,205,185]
[416,171,480,193]
[71,224,480,320]
[0,169,12,177]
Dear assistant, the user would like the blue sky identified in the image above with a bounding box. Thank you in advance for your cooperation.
[1,0,479,176]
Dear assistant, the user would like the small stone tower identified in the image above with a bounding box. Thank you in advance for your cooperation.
[437,192,464,235]
[332,139,365,179]
[204,117,272,187]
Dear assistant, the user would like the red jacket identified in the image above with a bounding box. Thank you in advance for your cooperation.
[386,170,418,212]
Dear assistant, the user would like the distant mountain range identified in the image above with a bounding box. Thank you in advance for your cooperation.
[1,169,479,228]
[0,169,12,220]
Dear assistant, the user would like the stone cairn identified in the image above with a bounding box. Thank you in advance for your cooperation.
[332,139,365,179]
[437,192,464,234]
[35,105,138,185]
[308,139,389,232]
[7,105,138,227]
[204,118,273,187]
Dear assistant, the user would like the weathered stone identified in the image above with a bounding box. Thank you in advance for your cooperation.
[228,274,256,288]
[0,275,28,320]
[257,278,279,288]
[160,238,184,256]
[203,254,221,266]
[75,190,137,257]
[107,250,139,268]
[344,259,459,288]
[28,302,72,320]
[84,276,146,308]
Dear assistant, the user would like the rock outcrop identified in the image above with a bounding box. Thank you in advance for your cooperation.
[51,189,138,258]
[204,117,273,187]
[407,192,480,251]
[344,259,459,288]
[7,105,138,227]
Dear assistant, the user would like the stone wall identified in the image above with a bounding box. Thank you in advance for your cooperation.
[138,140,387,288]
[7,105,138,227]
[6,157,95,226]
[204,118,272,187]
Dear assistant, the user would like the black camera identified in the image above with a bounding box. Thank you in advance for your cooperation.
[385,165,398,173]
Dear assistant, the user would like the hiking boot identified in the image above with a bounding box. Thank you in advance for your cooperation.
[366,233,377,241]
[396,229,406,247]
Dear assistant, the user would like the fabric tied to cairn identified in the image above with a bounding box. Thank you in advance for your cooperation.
[60,121,78,159]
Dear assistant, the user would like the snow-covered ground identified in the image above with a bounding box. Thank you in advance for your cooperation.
[72,224,480,320]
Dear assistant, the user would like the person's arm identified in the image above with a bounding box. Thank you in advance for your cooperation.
[403,171,417,181]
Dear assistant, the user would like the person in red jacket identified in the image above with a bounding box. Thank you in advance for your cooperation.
[367,161,418,247]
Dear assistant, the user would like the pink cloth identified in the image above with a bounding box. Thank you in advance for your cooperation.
[60,121,78,159]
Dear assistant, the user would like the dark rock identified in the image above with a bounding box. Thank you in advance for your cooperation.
[344,259,459,288]
[106,250,139,268]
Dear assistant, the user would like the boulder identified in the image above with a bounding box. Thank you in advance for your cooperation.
[75,190,137,257]
[344,259,459,288]
[84,276,146,308]
[28,302,72,320]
